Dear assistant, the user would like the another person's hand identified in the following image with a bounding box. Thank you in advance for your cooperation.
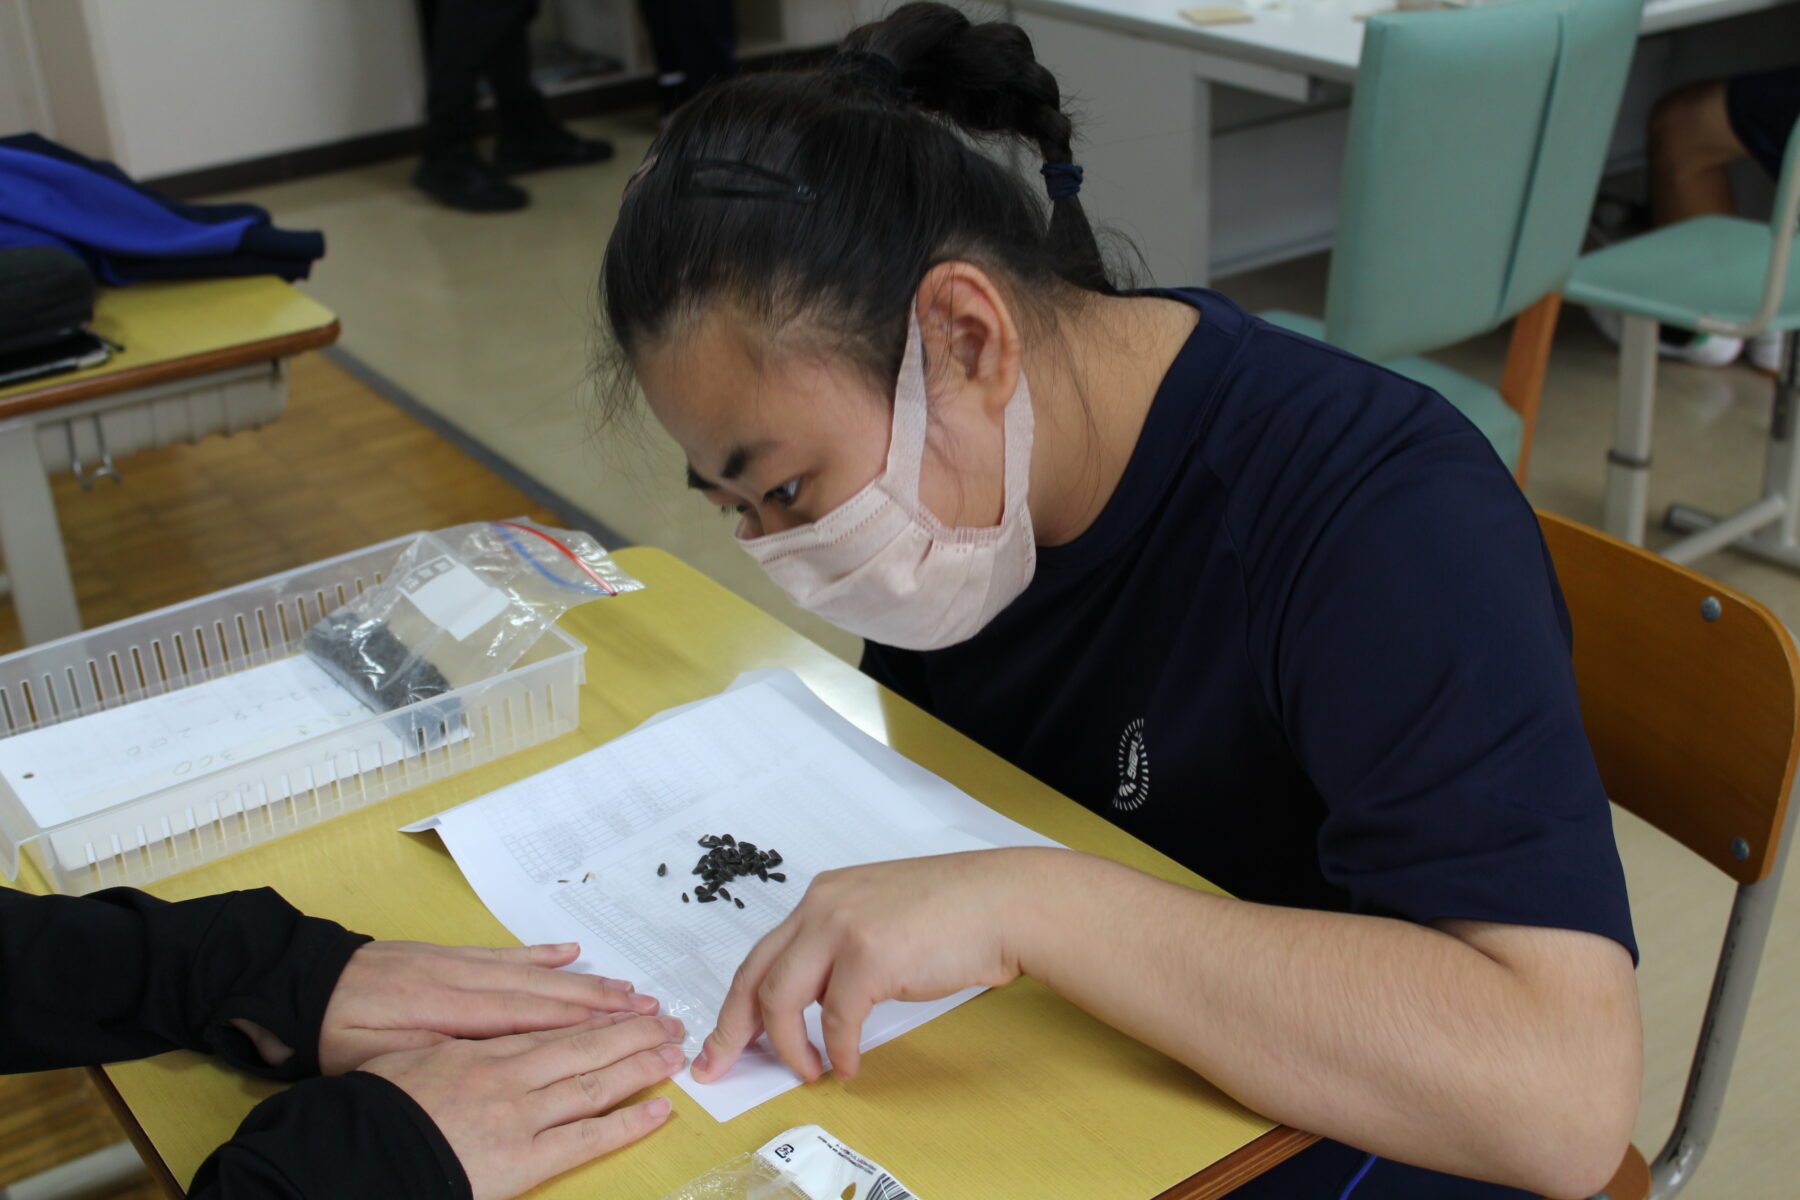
[363,1011,685,1200]
[233,940,660,1073]
[691,850,1033,1085]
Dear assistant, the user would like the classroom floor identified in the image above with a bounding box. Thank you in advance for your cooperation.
[2,112,1796,1196]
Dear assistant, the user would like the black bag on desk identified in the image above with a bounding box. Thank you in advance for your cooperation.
[0,245,95,355]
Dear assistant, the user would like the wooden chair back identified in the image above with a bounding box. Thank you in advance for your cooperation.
[1537,511,1800,884]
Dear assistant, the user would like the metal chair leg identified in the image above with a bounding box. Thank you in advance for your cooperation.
[1644,770,1797,1199]
[1604,314,1659,545]
[1664,330,1800,568]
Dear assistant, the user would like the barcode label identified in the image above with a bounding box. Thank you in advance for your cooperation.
[753,1126,920,1200]
[869,1177,915,1200]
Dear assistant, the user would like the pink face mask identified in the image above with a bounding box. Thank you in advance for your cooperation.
[736,313,1036,651]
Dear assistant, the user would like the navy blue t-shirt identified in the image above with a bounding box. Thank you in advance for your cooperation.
[861,288,1636,1200]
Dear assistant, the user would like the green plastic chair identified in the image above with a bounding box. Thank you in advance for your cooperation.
[1566,121,1800,566]
[1264,0,1644,483]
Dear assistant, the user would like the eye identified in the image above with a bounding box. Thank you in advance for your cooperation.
[764,478,801,507]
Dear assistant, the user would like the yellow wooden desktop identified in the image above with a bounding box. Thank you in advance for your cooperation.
[20,547,1310,1199]
[0,276,339,645]
[0,276,338,418]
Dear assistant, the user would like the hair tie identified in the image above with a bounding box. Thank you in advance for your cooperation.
[1041,161,1084,200]
[837,48,909,102]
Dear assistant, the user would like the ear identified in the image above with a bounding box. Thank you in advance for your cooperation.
[912,262,1023,425]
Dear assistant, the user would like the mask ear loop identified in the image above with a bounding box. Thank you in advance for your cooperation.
[894,310,1036,534]
[997,358,1035,526]
[885,311,934,511]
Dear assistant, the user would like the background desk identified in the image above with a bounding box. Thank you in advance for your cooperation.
[24,547,1311,1199]
[0,277,338,647]
[1000,0,1800,282]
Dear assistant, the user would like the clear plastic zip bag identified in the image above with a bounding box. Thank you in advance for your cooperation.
[659,1126,919,1200]
[302,518,642,723]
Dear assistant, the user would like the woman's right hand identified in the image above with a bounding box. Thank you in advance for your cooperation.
[360,1011,686,1200]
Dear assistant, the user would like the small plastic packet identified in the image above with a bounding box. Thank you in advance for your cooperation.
[302,518,642,720]
[659,1125,919,1200]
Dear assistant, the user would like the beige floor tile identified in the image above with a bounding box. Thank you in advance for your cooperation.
[218,140,1797,1197]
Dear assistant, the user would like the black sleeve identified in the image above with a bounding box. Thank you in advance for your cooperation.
[189,1072,469,1200]
[0,886,370,1079]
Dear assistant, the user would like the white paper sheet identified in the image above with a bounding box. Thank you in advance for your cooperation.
[411,669,1061,1121]
[0,656,403,828]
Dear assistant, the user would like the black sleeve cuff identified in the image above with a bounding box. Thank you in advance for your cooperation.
[0,886,366,1075]
[189,1071,470,1200]
[203,909,371,1080]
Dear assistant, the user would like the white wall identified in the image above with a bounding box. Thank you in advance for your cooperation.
[87,0,425,178]
[36,0,425,179]
[5,0,934,181]
[18,0,120,159]
[0,0,52,138]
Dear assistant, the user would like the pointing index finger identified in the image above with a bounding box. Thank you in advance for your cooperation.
[692,916,802,1082]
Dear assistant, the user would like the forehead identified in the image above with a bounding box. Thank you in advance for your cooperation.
[634,308,888,469]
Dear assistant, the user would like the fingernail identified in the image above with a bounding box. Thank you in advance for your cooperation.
[602,977,635,993]
[552,942,579,953]
[645,1097,672,1118]
[660,1043,685,1067]
[693,1048,711,1075]
[659,1015,684,1039]
[633,993,660,1014]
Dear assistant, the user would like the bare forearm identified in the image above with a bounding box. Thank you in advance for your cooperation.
[1000,849,1639,1198]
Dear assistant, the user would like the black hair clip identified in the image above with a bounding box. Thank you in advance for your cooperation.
[677,158,817,205]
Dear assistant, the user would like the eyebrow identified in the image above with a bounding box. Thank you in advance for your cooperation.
[684,444,762,491]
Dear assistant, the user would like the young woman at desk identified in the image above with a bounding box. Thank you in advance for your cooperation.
[599,5,1642,1198]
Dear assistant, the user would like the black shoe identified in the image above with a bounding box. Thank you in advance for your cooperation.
[492,126,615,175]
[411,154,530,213]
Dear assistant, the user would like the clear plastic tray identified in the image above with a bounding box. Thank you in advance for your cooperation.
[0,535,586,895]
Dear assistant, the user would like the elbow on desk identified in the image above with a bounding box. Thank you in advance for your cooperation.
[1492,1067,1639,1200]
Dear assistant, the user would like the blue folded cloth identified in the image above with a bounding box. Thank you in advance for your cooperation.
[0,134,324,284]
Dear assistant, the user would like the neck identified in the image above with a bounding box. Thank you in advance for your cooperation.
[1023,292,1199,546]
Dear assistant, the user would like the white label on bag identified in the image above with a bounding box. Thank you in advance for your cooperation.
[754,1126,919,1200]
[399,556,511,641]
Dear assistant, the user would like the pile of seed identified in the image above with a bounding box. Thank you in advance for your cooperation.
[662,833,786,910]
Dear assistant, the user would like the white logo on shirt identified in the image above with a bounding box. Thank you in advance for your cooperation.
[1114,717,1151,812]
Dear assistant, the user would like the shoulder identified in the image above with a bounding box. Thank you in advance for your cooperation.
[1145,290,1496,525]
[1189,293,1482,473]
[1149,292,1545,638]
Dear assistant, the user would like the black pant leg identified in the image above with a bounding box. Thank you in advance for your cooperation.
[422,0,542,159]
[638,0,737,103]
[485,0,558,141]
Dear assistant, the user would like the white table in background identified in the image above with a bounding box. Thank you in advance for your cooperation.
[1003,0,1800,284]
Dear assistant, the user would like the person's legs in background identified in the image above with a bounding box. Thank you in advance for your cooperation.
[414,0,614,213]
[1600,80,1755,365]
[637,0,737,121]
[1649,81,1743,227]
[1603,69,1800,369]
[1712,67,1800,369]
[415,0,537,211]
[485,4,615,177]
